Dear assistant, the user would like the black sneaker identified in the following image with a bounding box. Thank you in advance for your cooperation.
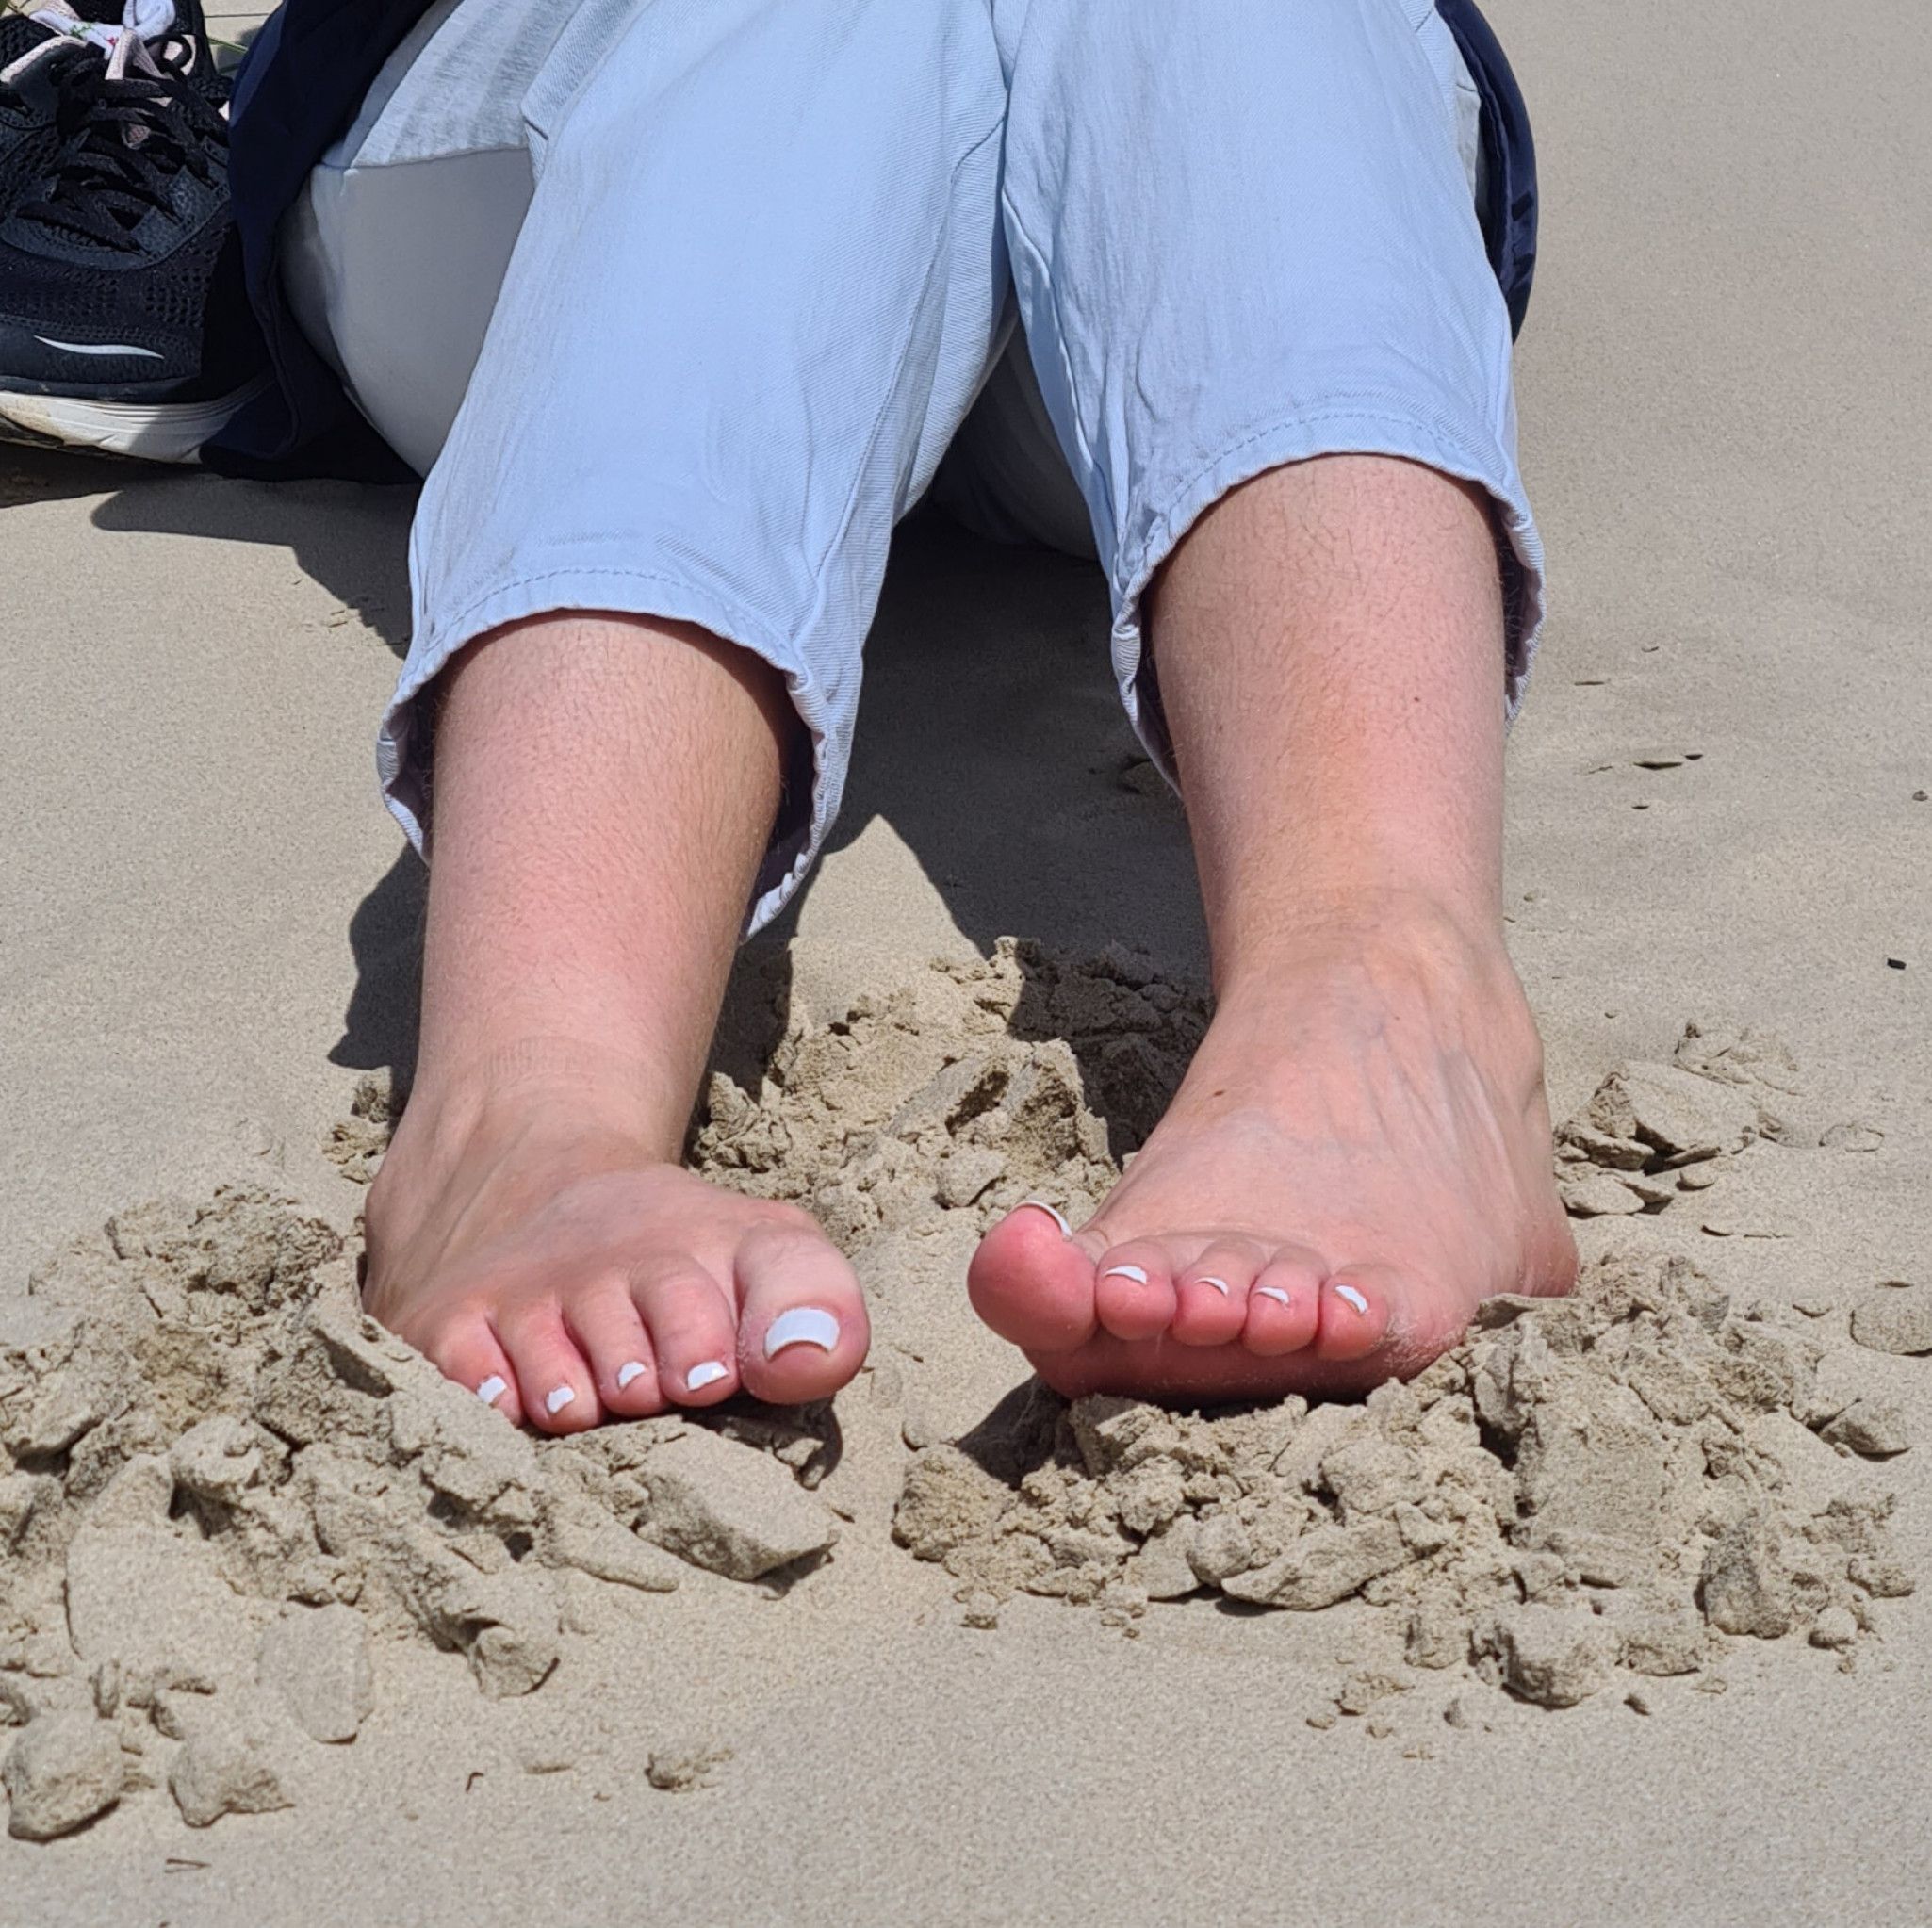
[0,3,118,218]
[0,0,264,461]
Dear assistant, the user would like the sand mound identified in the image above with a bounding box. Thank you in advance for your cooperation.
[687,943,1918,1718]
[0,1192,838,1838]
[2,941,1917,1831]
[1550,1021,1886,1223]
[693,938,1207,1240]
[893,1251,1914,1719]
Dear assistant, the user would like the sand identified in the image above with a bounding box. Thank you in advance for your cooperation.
[3,0,1930,1919]
[1,971,1919,1848]
[5,976,1911,1842]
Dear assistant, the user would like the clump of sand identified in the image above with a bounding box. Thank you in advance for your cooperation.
[1,939,1918,1831]
[0,1192,837,1838]
[1551,1021,1888,1222]
[693,938,1208,1242]
[680,942,1917,1717]
[894,1250,1914,1714]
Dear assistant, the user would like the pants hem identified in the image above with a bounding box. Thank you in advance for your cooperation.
[377,565,843,936]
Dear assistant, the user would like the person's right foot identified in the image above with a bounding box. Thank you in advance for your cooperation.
[362,1063,870,1432]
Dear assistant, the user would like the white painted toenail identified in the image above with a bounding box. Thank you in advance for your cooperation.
[1255,1285,1291,1307]
[1016,1200,1072,1236]
[1334,1284,1370,1315]
[1196,1277,1231,1297]
[615,1361,647,1391]
[1102,1265,1150,1285]
[763,1306,841,1357]
[685,1361,729,1392]
[476,1376,507,1407]
[545,1385,576,1415]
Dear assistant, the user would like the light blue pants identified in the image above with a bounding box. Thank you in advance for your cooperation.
[287,0,1541,931]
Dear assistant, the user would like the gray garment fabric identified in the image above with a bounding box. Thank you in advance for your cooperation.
[287,0,1098,548]
[285,0,1482,540]
[337,0,565,163]
[284,0,1516,933]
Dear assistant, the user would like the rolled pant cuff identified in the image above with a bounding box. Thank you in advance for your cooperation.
[1106,402,1547,783]
[376,565,843,936]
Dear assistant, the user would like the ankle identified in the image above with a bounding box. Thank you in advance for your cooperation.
[1208,883,1511,1005]
[394,1035,694,1169]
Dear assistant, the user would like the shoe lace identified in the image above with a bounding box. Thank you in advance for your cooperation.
[7,2,224,253]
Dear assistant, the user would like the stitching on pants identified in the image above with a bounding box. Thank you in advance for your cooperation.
[802,115,1006,594]
[1116,404,1514,609]
[997,193,1116,547]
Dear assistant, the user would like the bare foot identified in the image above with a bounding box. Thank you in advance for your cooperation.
[968,906,1577,1400]
[363,1063,868,1431]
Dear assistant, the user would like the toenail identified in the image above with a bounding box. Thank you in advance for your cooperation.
[1016,1200,1072,1237]
[545,1385,577,1414]
[1334,1284,1370,1315]
[763,1306,841,1357]
[1255,1285,1291,1307]
[1196,1276,1231,1297]
[476,1375,507,1407]
[1102,1265,1150,1285]
[615,1361,647,1391]
[685,1361,729,1392]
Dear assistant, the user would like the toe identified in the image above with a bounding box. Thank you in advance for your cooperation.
[1092,1240,1179,1343]
[636,1266,743,1406]
[968,1201,1099,1354]
[1171,1240,1265,1347]
[495,1303,600,1433]
[565,1283,665,1416]
[966,1198,1105,1352]
[1242,1248,1325,1356]
[734,1220,869,1405]
[418,1313,524,1426]
[1321,1263,1482,1373]
[1314,1264,1403,1363]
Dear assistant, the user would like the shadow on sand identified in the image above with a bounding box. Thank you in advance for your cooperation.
[55,449,1206,1105]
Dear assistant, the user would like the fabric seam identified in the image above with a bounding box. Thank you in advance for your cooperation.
[801,113,1006,589]
[1116,402,1518,608]
[997,190,1116,548]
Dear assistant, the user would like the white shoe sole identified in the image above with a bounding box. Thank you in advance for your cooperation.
[0,375,272,464]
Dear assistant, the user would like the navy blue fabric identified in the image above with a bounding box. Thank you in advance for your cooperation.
[205,0,426,478]
[1436,0,1537,337]
[205,0,1539,480]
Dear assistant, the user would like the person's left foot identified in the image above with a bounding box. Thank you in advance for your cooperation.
[968,904,1578,1400]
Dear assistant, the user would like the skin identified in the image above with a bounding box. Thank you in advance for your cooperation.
[364,454,1577,1430]
[362,615,871,1428]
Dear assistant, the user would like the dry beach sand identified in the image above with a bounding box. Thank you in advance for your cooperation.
[2,1,1930,1921]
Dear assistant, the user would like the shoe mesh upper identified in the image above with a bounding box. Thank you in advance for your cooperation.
[0,3,259,396]
[0,17,88,219]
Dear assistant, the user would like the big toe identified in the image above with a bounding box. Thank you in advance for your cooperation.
[734,1218,869,1404]
[967,1201,1098,1354]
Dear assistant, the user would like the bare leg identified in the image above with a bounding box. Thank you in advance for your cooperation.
[970,456,1576,1398]
[364,614,868,1430]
